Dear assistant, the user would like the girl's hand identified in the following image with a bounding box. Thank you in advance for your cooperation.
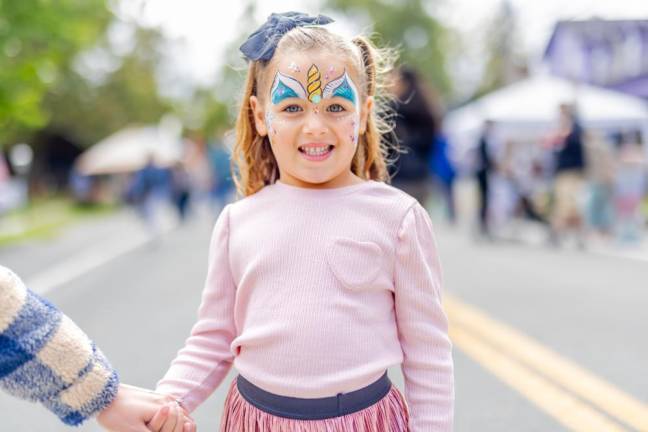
[97,384,191,432]
[147,401,196,432]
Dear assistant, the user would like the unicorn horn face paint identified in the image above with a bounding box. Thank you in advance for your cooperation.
[306,64,323,104]
[256,51,370,188]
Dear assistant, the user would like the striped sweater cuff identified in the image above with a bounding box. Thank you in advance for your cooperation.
[0,266,119,425]
[41,346,120,426]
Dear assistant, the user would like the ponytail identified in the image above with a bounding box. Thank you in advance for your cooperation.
[351,36,393,181]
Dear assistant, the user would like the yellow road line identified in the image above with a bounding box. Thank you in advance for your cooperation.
[450,326,627,432]
[446,294,648,431]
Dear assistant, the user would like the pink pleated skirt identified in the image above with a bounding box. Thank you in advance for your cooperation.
[219,377,410,431]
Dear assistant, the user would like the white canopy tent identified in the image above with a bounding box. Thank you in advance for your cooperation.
[445,74,648,164]
[75,126,184,176]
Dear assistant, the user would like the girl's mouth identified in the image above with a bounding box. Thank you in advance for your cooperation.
[298,145,334,161]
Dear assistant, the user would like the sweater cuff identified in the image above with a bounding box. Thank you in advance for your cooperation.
[42,346,120,426]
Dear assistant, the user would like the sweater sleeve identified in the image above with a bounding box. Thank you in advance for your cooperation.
[393,203,454,431]
[0,266,119,426]
[156,204,237,412]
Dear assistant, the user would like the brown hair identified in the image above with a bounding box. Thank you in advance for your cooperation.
[231,26,397,197]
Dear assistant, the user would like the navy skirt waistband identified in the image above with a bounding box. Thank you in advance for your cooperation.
[235,372,392,420]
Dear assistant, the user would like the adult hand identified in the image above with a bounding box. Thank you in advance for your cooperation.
[97,384,195,432]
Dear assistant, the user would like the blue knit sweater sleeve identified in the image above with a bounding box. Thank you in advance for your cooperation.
[0,266,119,426]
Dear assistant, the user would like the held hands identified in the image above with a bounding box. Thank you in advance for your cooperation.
[147,400,195,432]
[97,384,196,432]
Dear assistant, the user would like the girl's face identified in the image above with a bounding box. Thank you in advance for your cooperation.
[250,51,373,189]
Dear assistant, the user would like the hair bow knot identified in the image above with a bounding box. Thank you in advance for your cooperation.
[239,11,334,62]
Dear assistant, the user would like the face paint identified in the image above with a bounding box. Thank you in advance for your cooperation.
[306,65,323,104]
[265,111,277,136]
[322,71,358,107]
[350,118,359,146]
[288,61,301,73]
[324,65,335,81]
[269,65,360,114]
[270,72,307,105]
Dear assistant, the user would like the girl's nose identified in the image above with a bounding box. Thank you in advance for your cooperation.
[302,108,328,136]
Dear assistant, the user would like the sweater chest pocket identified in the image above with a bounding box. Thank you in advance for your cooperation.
[325,237,386,291]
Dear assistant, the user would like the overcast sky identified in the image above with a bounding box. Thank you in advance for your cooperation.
[114,0,648,97]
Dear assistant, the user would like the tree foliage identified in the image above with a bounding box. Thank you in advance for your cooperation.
[0,0,111,145]
[43,27,172,146]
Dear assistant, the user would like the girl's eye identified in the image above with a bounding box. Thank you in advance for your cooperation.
[327,104,346,113]
[283,104,303,113]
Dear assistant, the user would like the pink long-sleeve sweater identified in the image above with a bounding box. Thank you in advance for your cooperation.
[156,179,454,431]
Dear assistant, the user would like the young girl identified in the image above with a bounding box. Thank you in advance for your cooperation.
[150,12,453,431]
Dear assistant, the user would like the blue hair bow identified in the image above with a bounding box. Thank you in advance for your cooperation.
[239,11,334,62]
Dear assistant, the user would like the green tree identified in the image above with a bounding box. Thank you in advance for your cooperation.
[43,26,173,146]
[0,0,111,146]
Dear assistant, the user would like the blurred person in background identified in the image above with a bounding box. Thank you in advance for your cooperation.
[613,130,647,244]
[207,135,235,216]
[584,131,616,240]
[0,151,15,213]
[429,128,457,224]
[0,266,194,432]
[475,120,496,237]
[549,104,587,246]
[387,66,440,207]
[500,139,546,226]
[127,155,171,236]
[184,135,214,213]
[171,161,192,223]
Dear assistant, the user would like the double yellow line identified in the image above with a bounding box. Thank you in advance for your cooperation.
[445,294,648,431]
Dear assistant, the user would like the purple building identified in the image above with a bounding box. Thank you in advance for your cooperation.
[544,19,648,99]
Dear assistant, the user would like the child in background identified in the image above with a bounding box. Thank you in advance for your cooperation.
[145,11,453,432]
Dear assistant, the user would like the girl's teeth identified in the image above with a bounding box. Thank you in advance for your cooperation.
[303,146,330,155]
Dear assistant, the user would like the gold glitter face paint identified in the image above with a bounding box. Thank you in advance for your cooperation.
[306,64,323,104]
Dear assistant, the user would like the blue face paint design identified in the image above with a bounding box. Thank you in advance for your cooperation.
[332,80,355,104]
[270,72,307,105]
[272,80,298,104]
[270,68,360,110]
[322,71,358,106]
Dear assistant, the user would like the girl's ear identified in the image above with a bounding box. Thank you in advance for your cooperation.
[249,96,268,136]
[358,96,374,135]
